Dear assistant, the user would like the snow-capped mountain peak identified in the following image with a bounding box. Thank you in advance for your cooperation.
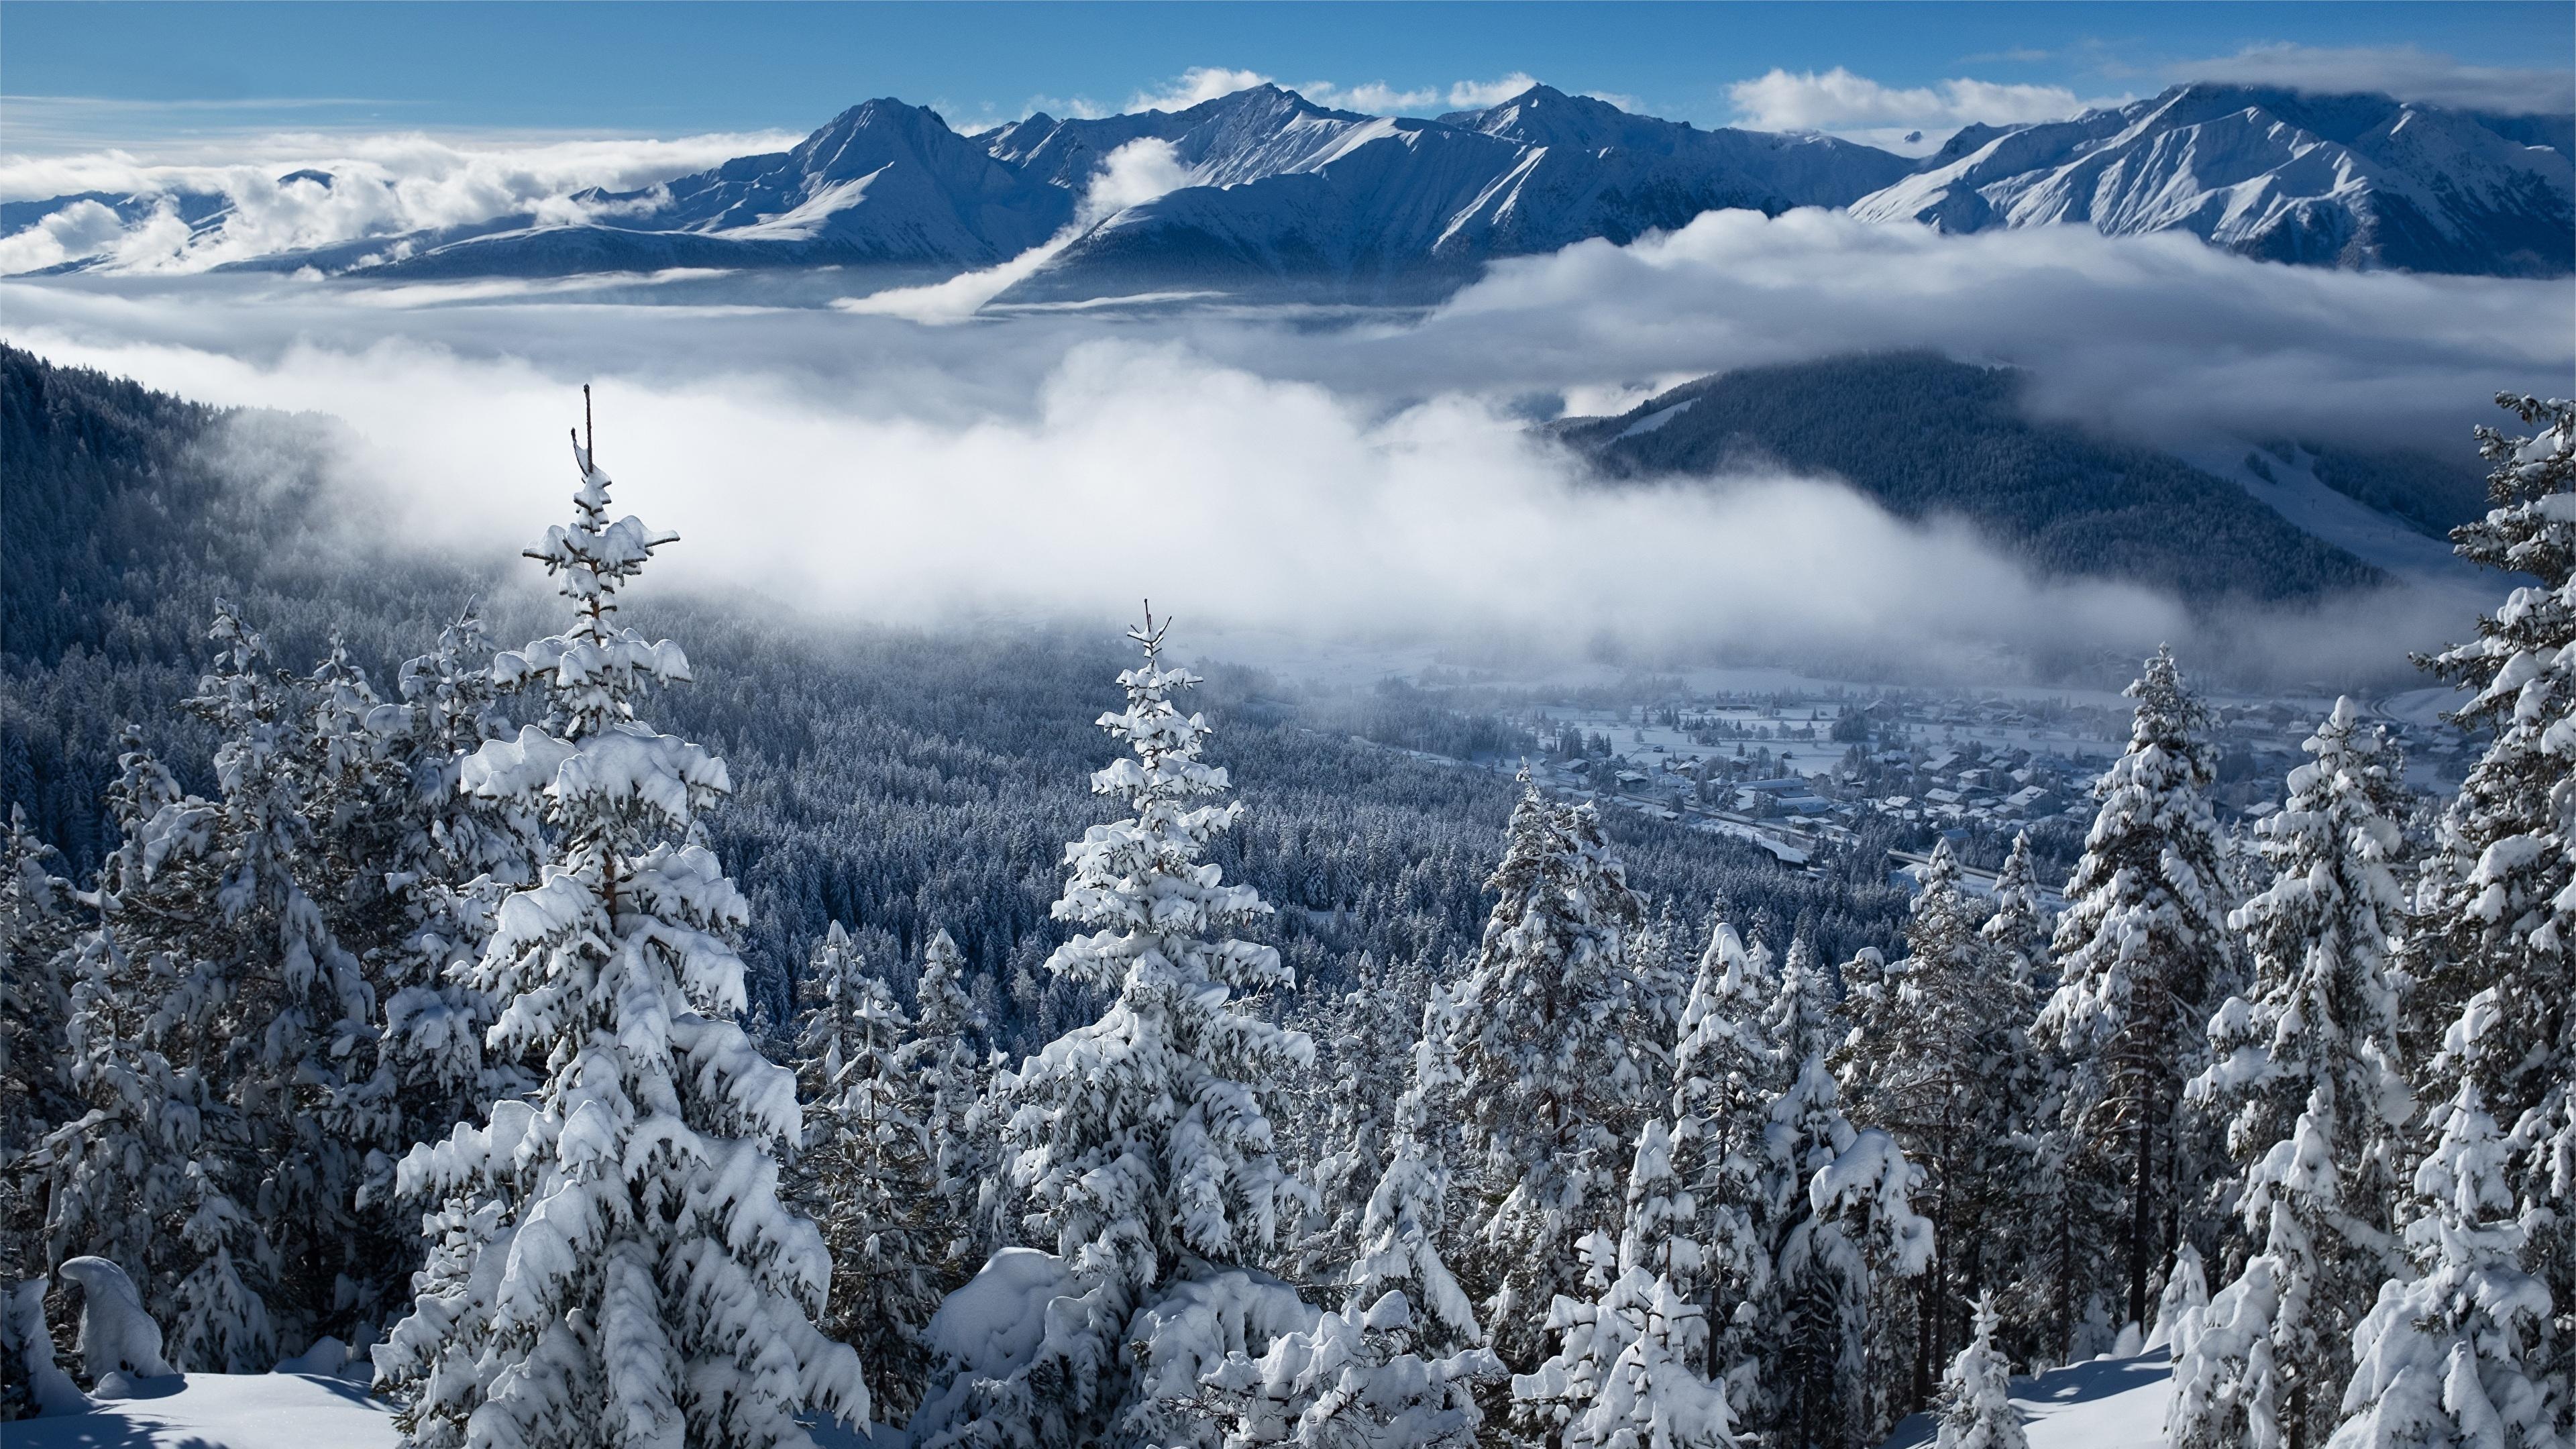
[6,76,2565,290]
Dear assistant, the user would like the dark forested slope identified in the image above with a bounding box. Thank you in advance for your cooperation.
[1555,353,2390,602]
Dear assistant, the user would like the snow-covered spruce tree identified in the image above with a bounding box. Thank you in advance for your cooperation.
[1348,987,1481,1356]
[791,922,943,1421]
[2329,1083,2559,1449]
[927,609,1311,1449]
[1511,1186,1734,1449]
[1980,832,2051,989]
[1935,1293,2028,1449]
[2385,392,2576,1445]
[355,610,544,1167]
[1671,912,1784,1425]
[910,926,989,1276]
[1972,831,2057,1371]
[1199,1288,1503,1449]
[38,608,373,1368]
[1195,988,1503,1447]
[372,400,865,1448]
[1452,777,1654,1366]
[2033,647,2238,1343]
[1766,1041,1936,1449]
[2172,699,2412,1449]
[1,805,77,1278]
[28,739,213,1343]
[1834,839,2019,1412]
[1301,949,1426,1282]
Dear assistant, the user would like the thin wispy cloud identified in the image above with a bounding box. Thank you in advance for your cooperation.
[1725,66,2126,150]
[2167,42,2575,116]
[0,129,806,272]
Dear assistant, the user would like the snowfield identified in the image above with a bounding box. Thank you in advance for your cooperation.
[1880,1352,2174,1449]
[4,1348,2173,1448]
[9,1371,397,1449]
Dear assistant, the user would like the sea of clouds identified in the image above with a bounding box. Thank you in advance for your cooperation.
[5,174,2569,688]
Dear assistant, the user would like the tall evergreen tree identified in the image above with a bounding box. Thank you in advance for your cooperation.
[2383,393,2576,1444]
[1671,912,1783,1423]
[1981,832,2051,987]
[933,609,1309,1448]
[1451,779,1654,1366]
[372,400,865,1448]
[2034,647,2239,1341]
[1835,840,2017,1412]
[1350,987,1480,1355]
[792,922,943,1421]
[0,805,76,1278]
[1512,1122,1733,1449]
[37,610,382,1367]
[2174,699,2412,1449]
[1301,949,1424,1281]
[2330,1085,2559,1449]
[910,926,988,1276]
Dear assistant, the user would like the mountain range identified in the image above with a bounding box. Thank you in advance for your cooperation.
[7,80,2570,297]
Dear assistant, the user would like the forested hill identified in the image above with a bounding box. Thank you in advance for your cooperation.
[0,343,1907,1040]
[1553,352,2388,602]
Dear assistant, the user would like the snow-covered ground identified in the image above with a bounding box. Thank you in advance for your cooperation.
[1880,1351,2174,1449]
[9,1370,398,1448]
[10,1348,2171,1449]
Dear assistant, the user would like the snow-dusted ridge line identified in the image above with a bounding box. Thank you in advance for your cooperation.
[6,77,2563,288]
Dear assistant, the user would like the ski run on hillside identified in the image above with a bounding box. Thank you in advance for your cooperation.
[5,392,2573,1449]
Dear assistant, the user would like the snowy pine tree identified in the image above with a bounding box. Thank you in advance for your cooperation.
[360,608,543,1163]
[2174,698,2412,1449]
[1348,987,1481,1356]
[1453,777,1654,1366]
[2383,392,2576,1446]
[1511,1216,1733,1449]
[372,397,864,1448]
[1199,1289,1502,1448]
[1301,950,1425,1281]
[1766,1046,1936,1449]
[927,609,1310,1448]
[2033,647,2238,1344]
[2330,1085,2560,1449]
[791,922,943,1420]
[1935,1293,2028,1449]
[0,805,76,1278]
[1671,912,1783,1424]
[1980,832,2051,988]
[1834,839,2020,1411]
[911,926,989,1275]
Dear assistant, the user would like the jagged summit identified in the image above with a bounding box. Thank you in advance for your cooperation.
[1854,81,2573,276]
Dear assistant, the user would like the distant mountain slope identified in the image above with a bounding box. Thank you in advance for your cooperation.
[1851,83,2574,276]
[1003,85,1912,302]
[1553,353,2387,602]
[11,78,2562,294]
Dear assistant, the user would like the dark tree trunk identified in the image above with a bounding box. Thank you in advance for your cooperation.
[2127,1102,2155,1330]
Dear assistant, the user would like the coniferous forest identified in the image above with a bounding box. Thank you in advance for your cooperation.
[3,341,2573,1449]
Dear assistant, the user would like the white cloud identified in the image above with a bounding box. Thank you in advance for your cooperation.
[1727,66,2123,149]
[2170,43,2575,116]
[1124,68,1540,118]
[1300,73,1539,115]
[1444,74,1544,111]
[0,129,803,275]
[1125,67,1275,114]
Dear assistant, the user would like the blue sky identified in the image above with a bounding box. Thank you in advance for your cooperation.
[3,1,2569,151]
